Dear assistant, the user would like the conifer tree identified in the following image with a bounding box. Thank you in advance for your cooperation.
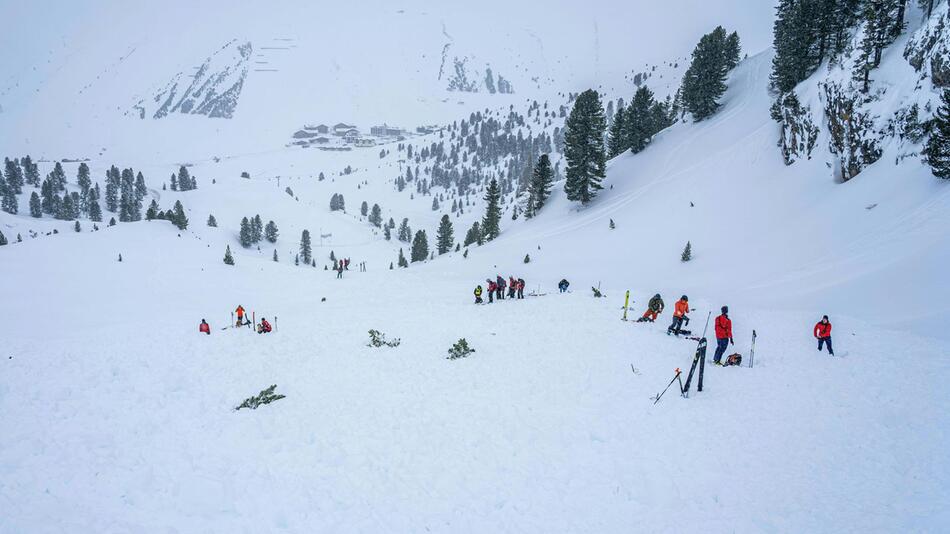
[383,224,392,240]
[74,221,81,232]
[51,162,66,191]
[240,217,253,247]
[171,200,188,230]
[624,86,658,153]
[369,204,382,227]
[4,157,24,194]
[431,196,440,211]
[607,102,627,157]
[88,197,102,222]
[0,179,16,215]
[926,89,950,179]
[146,199,159,220]
[177,166,193,191]
[436,214,454,254]
[76,162,91,211]
[207,214,217,227]
[563,89,607,204]
[480,178,502,240]
[464,221,482,246]
[0,230,6,246]
[273,249,278,262]
[23,156,40,187]
[724,31,742,70]
[361,201,368,216]
[526,154,554,217]
[252,214,263,242]
[398,218,412,242]
[265,220,279,242]
[681,27,730,121]
[224,245,235,265]
[410,230,429,262]
[397,247,408,268]
[300,229,312,264]
[681,241,692,262]
[134,171,147,201]
[105,167,119,212]
[29,192,41,218]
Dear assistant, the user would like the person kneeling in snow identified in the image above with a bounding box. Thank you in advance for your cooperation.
[257,317,272,334]
[814,315,834,356]
[639,294,665,322]
[558,279,570,293]
[199,319,211,335]
[667,296,690,336]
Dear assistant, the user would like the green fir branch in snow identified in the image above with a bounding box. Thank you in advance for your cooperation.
[368,329,401,348]
[447,338,475,360]
[236,384,285,410]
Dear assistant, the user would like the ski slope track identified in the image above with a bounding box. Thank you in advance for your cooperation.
[0,1,948,532]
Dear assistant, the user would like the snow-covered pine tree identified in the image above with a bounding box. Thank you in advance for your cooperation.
[464,221,482,246]
[240,217,253,247]
[383,224,392,240]
[724,31,742,70]
[397,247,408,268]
[23,156,40,187]
[77,162,91,212]
[431,196,440,211]
[252,215,263,242]
[411,230,429,262]
[926,89,950,179]
[300,229,312,264]
[681,27,730,121]
[171,200,188,230]
[224,245,235,265]
[265,220,278,242]
[134,171,147,201]
[207,214,218,227]
[74,221,81,232]
[88,196,102,222]
[681,241,692,262]
[524,253,530,263]
[624,86,658,153]
[480,178,502,241]
[4,157,24,194]
[360,201,368,216]
[369,204,382,227]
[398,218,412,242]
[105,166,119,212]
[50,162,66,191]
[0,230,6,245]
[0,178,17,215]
[526,154,554,218]
[29,192,41,218]
[564,89,607,204]
[146,199,159,220]
[273,249,278,262]
[607,102,627,157]
[436,214,454,254]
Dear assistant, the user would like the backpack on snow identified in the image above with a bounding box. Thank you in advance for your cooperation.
[725,353,742,366]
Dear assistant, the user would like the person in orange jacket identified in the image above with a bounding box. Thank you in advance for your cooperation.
[235,305,246,327]
[667,295,691,336]
[199,319,211,335]
[813,315,834,355]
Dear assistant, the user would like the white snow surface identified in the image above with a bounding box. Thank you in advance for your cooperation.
[1,1,950,533]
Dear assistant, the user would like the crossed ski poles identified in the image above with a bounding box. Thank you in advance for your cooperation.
[652,368,684,405]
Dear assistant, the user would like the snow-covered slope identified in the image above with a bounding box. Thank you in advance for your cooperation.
[1,1,949,532]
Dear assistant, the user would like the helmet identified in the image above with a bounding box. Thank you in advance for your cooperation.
[681,295,688,301]
[721,306,729,314]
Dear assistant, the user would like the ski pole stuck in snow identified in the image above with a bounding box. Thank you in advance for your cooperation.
[652,368,682,405]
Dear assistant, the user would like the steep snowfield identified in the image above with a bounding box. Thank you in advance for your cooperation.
[2,1,950,532]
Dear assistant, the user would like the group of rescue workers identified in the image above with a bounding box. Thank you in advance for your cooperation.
[474,275,527,304]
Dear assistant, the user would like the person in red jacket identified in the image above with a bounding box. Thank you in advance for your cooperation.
[713,306,734,366]
[199,319,211,335]
[486,279,496,304]
[814,315,834,355]
[257,317,272,334]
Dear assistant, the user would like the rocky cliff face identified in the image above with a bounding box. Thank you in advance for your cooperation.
[905,2,950,88]
[133,40,252,120]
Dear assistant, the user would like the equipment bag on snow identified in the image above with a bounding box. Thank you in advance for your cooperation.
[725,353,742,367]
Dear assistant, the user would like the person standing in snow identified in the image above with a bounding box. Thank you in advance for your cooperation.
[496,276,506,300]
[235,305,246,327]
[517,278,525,299]
[814,315,834,356]
[713,306,734,366]
[558,279,570,293]
[639,294,665,322]
[199,319,211,335]
[337,263,344,279]
[508,276,517,299]
[486,279,496,304]
[667,295,690,336]
[474,285,483,304]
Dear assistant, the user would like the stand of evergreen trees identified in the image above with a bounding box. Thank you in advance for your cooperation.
[564,89,607,204]
[681,26,741,121]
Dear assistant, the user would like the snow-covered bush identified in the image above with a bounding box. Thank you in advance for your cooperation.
[447,338,474,360]
[368,329,401,348]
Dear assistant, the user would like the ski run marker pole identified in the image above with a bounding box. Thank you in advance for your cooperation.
[749,330,757,368]
[622,290,630,321]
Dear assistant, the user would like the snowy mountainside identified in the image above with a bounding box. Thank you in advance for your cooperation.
[131,39,252,120]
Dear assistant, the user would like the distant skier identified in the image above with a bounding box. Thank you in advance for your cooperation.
[486,279,496,303]
[639,294,665,322]
[517,278,525,299]
[474,285,483,304]
[344,258,350,270]
[814,315,834,356]
[235,305,246,327]
[496,276,506,300]
[667,295,690,336]
[257,317,272,334]
[558,279,570,293]
[713,306,734,366]
[199,319,211,335]
[508,276,517,299]
[337,264,344,279]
